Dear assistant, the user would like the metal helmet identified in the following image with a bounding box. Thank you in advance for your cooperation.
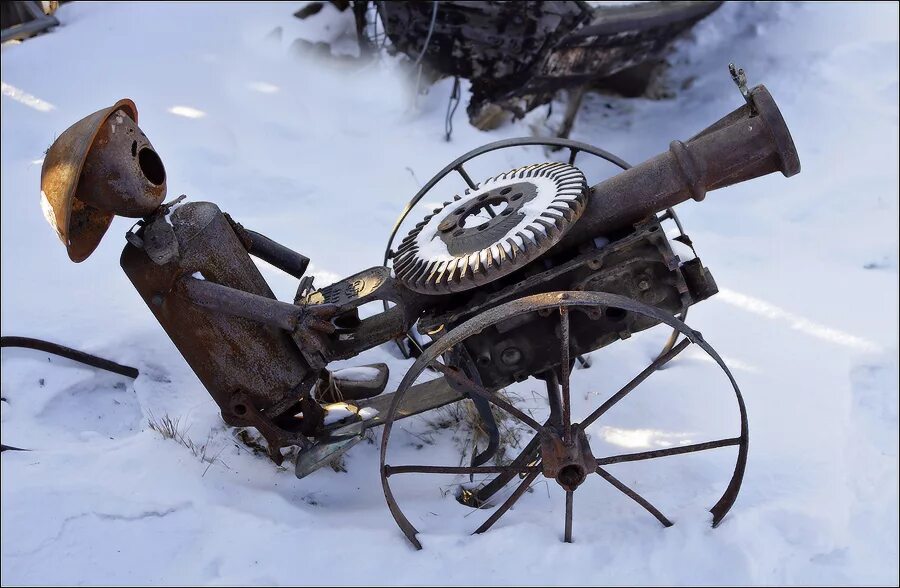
[40,99,167,262]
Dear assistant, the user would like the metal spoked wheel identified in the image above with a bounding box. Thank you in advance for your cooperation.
[379,291,748,549]
[382,137,688,360]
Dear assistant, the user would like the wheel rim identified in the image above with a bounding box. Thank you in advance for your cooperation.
[379,291,748,549]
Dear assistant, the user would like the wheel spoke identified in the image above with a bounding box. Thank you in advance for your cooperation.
[545,373,563,429]
[559,306,572,440]
[581,338,691,430]
[596,437,742,466]
[568,147,579,165]
[384,464,539,476]
[430,361,544,431]
[464,419,548,507]
[564,491,574,543]
[455,164,476,189]
[596,466,672,527]
[474,470,540,534]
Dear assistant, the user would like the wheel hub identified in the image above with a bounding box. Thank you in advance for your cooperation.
[539,426,597,492]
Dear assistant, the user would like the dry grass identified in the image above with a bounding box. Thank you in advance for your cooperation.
[430,388,525,467]
[147,412,228,474]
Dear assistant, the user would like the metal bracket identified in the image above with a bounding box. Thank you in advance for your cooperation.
[728,63,757,115]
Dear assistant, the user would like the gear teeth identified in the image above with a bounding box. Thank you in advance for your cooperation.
[534,217,561,238]
[393,161,587,294]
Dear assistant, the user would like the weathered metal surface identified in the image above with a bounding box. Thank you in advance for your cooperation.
[380,290,749,549]
[378,1,590,113]
[39,70,796,547]
[523,1,723,97]
[559,85,800,250]
[394,162,587,294]
[40,99,150,262]
[121,202,316,456]
[77,107,167,217]
[377,1,721,125]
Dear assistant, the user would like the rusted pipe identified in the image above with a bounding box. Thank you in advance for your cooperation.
[244,230,310,280]
[560,85,799,248]
[179,276,302,332]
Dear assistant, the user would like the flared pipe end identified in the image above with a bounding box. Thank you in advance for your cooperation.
[750,85,801,178]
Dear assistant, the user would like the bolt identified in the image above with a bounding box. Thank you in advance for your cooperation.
[500,347,522,366]
[151,294,164,307]
[638,280,650,291]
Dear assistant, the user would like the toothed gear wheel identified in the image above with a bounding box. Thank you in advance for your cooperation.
[393,162,588,294]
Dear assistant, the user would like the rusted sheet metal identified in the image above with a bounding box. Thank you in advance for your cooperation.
[40,99,165,262]
[558,84,800,250]
[380,290,749,549]
[378,1,722,124]
[122,202,312,429]
[38,69,797,547]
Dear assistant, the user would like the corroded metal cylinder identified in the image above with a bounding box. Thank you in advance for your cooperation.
[560,84,800,248]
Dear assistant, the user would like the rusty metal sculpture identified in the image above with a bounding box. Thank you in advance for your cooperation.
[39,66,798,548]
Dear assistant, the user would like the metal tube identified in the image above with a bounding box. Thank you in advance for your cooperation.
[245,229,310,280]
[179,276,302,332]
[560,84,799,248]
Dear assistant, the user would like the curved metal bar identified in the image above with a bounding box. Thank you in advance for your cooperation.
[656,309,688,362]
[383,137,632,268]
[461,423,546,508]
[1,336,139,379]
[380,290,748,547]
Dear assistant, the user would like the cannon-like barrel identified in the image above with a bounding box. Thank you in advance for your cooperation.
[560,85,799,249]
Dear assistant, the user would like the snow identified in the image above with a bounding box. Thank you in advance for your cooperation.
[1,1,897,585]
[332,366,382,383]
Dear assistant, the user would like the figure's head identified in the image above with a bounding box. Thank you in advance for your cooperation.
[40,99,167,262]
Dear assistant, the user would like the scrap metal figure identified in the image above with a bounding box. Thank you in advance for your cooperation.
[39,67,798,547]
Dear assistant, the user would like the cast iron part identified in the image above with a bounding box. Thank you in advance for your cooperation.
[38,67,797,548]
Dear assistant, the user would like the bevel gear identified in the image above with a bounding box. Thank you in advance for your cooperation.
[393,162,587,294]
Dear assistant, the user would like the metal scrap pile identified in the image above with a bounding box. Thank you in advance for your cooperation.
[299,1,723,134]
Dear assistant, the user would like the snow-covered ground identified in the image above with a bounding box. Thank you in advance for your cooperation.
[1,2,897,585]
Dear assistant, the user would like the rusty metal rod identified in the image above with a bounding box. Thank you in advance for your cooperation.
[1,336,139,378]
[581,338,691,430]
[473,470,541,534]
[559,307,572,441]
[596,466,672,527]
[244,229,309,280]
[465,420,548,506]
[431,362,544,431]
[384,464,540,476]
[596,437,742,466]
[179,276,302,332]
